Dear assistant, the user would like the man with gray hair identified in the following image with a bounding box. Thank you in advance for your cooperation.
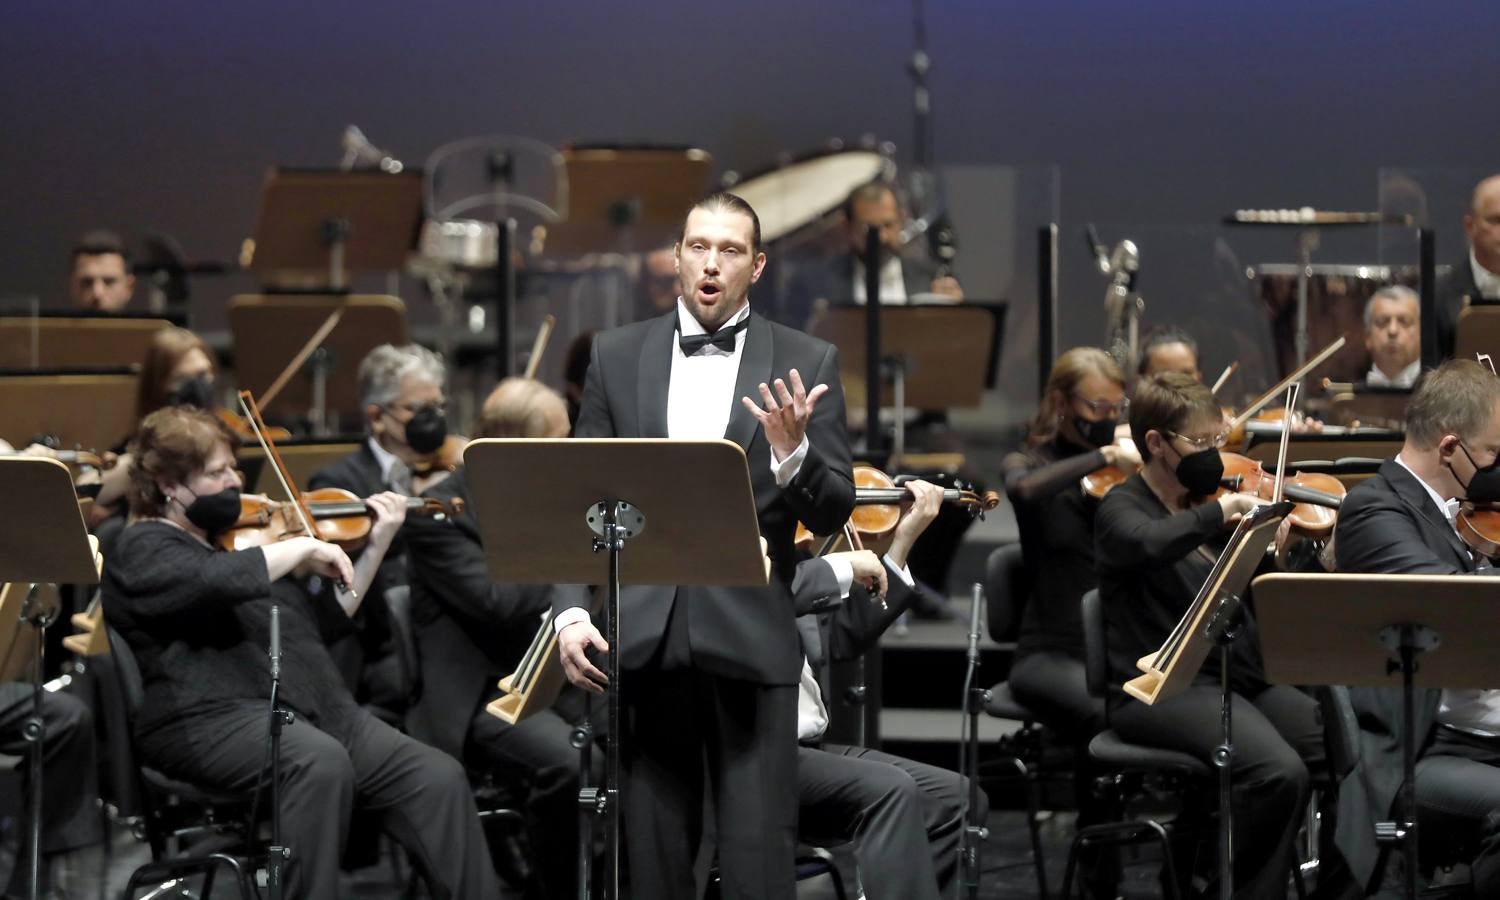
[1363,285,1421,388]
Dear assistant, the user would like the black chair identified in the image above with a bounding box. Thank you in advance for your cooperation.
[705,846,848,900]
[978,542,1050,898]
[97,627,258,900]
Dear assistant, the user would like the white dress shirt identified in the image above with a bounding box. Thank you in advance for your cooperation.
[1472,249,1500,300]
[797,554,915,741]
[553,299,811,636]
[851,257,909,305]
[1366,359,1420,389]
[1393,453,1500,735]
[366,437,411,493]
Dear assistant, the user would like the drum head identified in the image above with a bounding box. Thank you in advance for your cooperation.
[733,151,889,242]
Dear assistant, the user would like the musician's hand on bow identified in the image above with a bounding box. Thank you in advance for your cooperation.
[1217,490,1264,526]
[364,491,408,553]
[888,479,944,569]
[929,275,964,301]
[826,549,889,603]
[302,537,355,587]
[558,621,610,694]
[1103,437,1141,470]
[742,368,829,462]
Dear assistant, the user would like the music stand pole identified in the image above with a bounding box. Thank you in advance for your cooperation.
[264,604,291,900]
[496,218,517,378]
[570,701,595,900]
[1204,591,1244,900]
[323,217,351,292]
[1377,623,1429,900]
[20,585,57,900]
[864,226,883,460]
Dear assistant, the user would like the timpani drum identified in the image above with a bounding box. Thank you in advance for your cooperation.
[724,144,895,246]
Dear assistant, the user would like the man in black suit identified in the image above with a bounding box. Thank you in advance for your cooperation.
[555,191,855,899]
[1435,174,1500,357]
[402,377,590,899]
[308,343,450,718]
[1333,358,1500,895]
[790,480,986,900]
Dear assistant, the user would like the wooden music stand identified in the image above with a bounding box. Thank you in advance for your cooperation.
[0,316,173,370]
[0,457,101,900]
[462,437,766,900]
[1244,432,1404,468]
[0,370,139,451]
[247,168,424,289]
[541,147,713,258]
[238,438,364,498]
[1453,304,1500,365]
[228,295,406,428]
[1253,573,1500,900]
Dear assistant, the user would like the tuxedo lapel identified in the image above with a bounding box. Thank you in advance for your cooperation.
[636,313,676,438]
[724,312,773,451]
[1383,461,1475,571]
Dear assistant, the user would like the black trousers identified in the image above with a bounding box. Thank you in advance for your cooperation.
[621,666,797,900]
[468,692,602,899]
[1112,683,1322,900]
[798,742,983,900]
[1400,727,1500,897]
[0,684,102,894]
[138,700,500,900]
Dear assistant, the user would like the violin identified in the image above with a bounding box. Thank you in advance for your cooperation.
[222,487,463,553]
[1216,451,1344,537]
[1457,503,1500,560]
[217,407,291,442]
[795,465,1000,552]
[1223,336,1347,449]
[412,434,469,478]
[1080,436,1142,499]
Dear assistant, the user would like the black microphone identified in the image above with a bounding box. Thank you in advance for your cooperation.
[269,603,282,681]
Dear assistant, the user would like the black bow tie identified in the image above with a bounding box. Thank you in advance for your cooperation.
[678,319,747,356]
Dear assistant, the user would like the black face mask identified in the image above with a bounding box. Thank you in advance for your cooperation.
[1456,442,1500,504]
[1074,416,1117,449]
[166,375,215,410]
[403,404,448,455]
[181,487,241,535]
[1172,444,1225,496]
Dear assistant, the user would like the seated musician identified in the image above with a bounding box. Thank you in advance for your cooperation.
[102,407,501,899]
[792,478,988,900]
[0,683,101,896]
[70,229,135,313]
[1136,325,1203,382]
[1332,358,1500,896]
[1436,174,1500,357]
[1361,285,1421,389]
[781,181,962,328]
[1095,372,1326,899]
[400,376,588,899]
[307,343,451,719]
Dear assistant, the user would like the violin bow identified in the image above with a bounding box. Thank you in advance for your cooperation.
[1210,361,1239,397]
[1228,336,1346,431]
[522,314,557,381]
[258,304,347,410]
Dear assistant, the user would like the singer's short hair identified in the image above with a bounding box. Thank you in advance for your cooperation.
[680,191,762,256]
[358,344,446,412]
[1130,372,1219,463]
[1405,359,1500,447]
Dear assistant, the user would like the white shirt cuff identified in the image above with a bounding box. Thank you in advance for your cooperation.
[771,434,810,487]
[824,555,854,599]
[553,606,591,634]
[883,555,916,589]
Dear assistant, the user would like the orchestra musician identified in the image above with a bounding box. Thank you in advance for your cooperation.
[1361,285,1422,389]
[101,407,501,899]
[1094,372,1326,899]
[791,479,987,900]
[554,191,856,899]
[69,229,135,313]
[1331,358,1500,896]
[401,376,591,899]
[1437,174,1500,357]
[1135,325,1203,382]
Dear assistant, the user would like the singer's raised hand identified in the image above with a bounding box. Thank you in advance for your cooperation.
[741,368,828,462]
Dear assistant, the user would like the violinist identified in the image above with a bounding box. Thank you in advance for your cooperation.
[306,343,450,718]
[102,406,501,899]
[1332,359,1500,896]
[1136,325,1203,382]
[1094,372,1326,900]
[400,377,588,899]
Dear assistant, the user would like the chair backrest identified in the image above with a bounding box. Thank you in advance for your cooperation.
[1316,685,1362,781]
[89,627,145,818]
[382,584,423,706]
[984,543,1030,644]
[1080,588,1108,700]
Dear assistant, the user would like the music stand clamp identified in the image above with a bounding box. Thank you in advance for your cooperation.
[461,438,768,900]
[0,458,102,900]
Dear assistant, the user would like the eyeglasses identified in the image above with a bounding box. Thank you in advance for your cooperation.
[1071,394,1128,418]
[1166,430,1229,452]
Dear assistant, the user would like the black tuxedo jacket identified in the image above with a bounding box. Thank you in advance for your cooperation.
[402,468,552,758]
[1332,458,1490,889]
[1436,255,1482,359]
[555,309,855,685]
[781,254,939,328]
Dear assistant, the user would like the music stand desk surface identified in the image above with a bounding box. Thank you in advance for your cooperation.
[461,438,766,587]
[1253,572,1500,689]
[811,304,1002,411]
[542,148,713,258]
[0,371,138,451]
[1454,305,1500,365]
[228,294,407,423]
[249,168,424,274]
[0,316,174,370]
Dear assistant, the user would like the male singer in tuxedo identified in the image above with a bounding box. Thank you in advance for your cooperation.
[554,191,856,899]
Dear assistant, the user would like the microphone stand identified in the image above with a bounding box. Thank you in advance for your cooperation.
[1203,591,1243,900]
[265,604,292,900]
[959,583,990,900]
[20,584,59,900]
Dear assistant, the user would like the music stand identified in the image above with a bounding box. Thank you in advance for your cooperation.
[1454,304,1500,365]
[1253,572,1500,900]
[462,438,767,900]
[0,316,173,370]
[811,304,1004,465]
[0,370,138,452]
[541,148,713,259]
[228,295,406,431]
[248,168,424,290]
[0,458,102,900]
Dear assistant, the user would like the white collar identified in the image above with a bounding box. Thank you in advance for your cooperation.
[1394,451,1459,523]
[366,435,401,483]
[1471,249,1500,298]
[675,297,750,336]
[1367,358,1420,389]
